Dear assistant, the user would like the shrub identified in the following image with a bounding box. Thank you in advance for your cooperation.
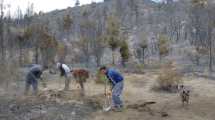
[123,61,144,74]
[156,62,183,92]
[119,40,129,67]
[134,64,144,74]
[158,34,169,60]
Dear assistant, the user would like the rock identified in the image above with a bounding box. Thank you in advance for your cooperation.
[161,111,169,117]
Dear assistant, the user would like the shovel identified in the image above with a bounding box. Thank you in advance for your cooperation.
[103,78,112,112]
[103,92,112,112]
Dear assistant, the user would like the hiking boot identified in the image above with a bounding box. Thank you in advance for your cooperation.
[111,106,123,112]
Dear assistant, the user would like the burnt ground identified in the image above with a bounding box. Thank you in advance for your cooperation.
[0,94,98,120]
[0,86,104,120]
[1,72,215,120]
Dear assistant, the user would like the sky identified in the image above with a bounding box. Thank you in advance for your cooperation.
[3,0,160,17]
[3,0,103,16]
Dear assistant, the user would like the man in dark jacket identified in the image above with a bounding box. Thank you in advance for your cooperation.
[25,64,45,95]
[100,66,124,111]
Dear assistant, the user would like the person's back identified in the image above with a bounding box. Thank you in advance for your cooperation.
[100,66,124,111]
[25,64,43,95]
[57,63,71,90]
[57,63,71,77]
[106,68,124,85]
[61,64,70,74]
[29,65,43,78]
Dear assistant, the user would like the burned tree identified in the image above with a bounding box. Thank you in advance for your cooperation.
[106,15,121,65]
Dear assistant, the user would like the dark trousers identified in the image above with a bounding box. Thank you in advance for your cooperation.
[64,74,71,90]
[25,73,38,95]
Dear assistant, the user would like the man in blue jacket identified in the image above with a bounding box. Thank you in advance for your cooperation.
[100,66,124,111]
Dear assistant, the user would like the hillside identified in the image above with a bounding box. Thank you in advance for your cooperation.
[30,0,206,69]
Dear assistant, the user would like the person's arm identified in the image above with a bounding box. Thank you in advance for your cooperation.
[39,76,47,88]
[104,77,112,96]
[106,72,115,91]
[37,71,47,88]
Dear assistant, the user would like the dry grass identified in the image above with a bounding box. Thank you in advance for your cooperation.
[1,68,215,120]
[91,72,215,120]
[122,63,145,74]
[155,62,183,92]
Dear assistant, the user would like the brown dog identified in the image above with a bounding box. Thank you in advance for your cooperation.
[71,69,89,95]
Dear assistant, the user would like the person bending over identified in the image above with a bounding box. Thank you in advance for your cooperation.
[100,66,124,111]
[25,64,46,95]
[57,62,71,90]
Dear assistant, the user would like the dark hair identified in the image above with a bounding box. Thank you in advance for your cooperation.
[99,66,107,71]
[59,64,66,76]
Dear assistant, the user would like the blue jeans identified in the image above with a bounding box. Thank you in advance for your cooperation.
[112,81,124,108]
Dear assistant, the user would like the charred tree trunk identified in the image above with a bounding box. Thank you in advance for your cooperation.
[0,2,5,63]
[96,56,101,67]
[112,50,115,65]
[35,45,39,64]
[18,41,24,66]
[142,47,146,64]
[208,22,213,72]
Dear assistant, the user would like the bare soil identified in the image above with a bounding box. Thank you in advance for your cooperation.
[91,72,215,120]
[0,71,215,120]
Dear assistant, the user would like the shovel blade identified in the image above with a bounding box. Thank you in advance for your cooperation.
[103,106,111,112]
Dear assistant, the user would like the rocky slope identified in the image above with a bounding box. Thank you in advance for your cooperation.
[31,0,212,69]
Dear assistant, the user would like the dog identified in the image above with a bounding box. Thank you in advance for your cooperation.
[179,85,190,106]
[71,69,89,95]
